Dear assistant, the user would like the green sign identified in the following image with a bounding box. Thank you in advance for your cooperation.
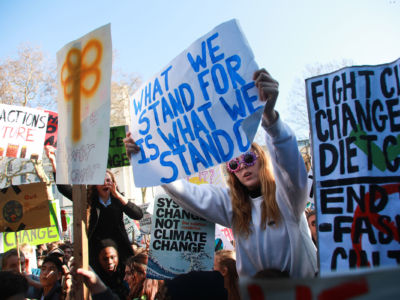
[107,125,130,168]
[1,200,61,251]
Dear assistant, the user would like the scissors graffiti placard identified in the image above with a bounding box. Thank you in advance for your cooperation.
[56,24,112,184]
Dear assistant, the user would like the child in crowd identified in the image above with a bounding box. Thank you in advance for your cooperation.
[46,146,143,266]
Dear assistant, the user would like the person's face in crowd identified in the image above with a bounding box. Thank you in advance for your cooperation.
[3,255,26,273]
[232,151,261,191]
[39,261,61,288]
[64,247,73,261]
[96,172,113,199]
[98,246,118,273]
[307,214,317,242]
[124,266,135,287]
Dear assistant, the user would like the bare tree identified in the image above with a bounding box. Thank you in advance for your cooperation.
[286,58,355,140]
[0,44,57,189]
[0,45,144,203]
[110,50,142,126]
[110,71,142,126]
[110,80,139,126]
[0,43,56,109]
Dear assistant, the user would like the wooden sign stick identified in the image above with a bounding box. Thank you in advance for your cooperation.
[72,185,89,300]
[15,231,21,273]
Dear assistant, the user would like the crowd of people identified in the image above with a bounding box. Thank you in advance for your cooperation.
[0,68,319,299]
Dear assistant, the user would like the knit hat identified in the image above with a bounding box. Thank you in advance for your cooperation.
[47,247,65,258]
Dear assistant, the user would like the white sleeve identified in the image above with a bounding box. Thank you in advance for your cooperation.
[162,180,233,228]
[262,114,308,219]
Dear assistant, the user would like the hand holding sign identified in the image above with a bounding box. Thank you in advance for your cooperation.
[123,132,141,156]
[129,20,263,187]
[125,68,278,161]
[253,69,279,126]
[45,145,57,173]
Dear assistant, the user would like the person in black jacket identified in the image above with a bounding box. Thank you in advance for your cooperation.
[45,146,143,266]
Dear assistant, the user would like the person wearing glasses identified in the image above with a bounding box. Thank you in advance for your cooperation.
[125,69,317,278]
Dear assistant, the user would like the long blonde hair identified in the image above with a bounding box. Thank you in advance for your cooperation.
[227,143,280,237]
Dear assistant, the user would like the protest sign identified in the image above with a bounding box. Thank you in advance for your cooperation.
[0,199,61,251]
[0,104,49,160]
[107,125,130,168]
[139,202,152,235]
[306,58,400,276]
[147,194,215,279]
[130,19,262,187]
[123,206,150,246]
[186,164,227,187]
[0,182,50,232]
[240,267,400,300]
[44,110,58,147]
[56,23,112,184]
[215,224,235,251]
[123,212,141,244]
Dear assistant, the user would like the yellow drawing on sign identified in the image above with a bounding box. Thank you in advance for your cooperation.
[60,39,103,142]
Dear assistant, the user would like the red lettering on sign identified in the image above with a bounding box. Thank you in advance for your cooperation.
[247,284,264,300]
[296,286,311,300]
[318,278,369,300]
[352,183,400,267]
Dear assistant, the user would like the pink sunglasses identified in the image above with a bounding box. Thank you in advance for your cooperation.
[226,151,257,173]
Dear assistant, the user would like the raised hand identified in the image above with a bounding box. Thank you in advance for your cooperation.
[123,131,141,158]
[253,68,279,125]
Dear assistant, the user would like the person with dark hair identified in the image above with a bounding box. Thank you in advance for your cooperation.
[253,268,290,279]
[60,244,73,266]
[45,145,143,266]
[93,239,128,300]
[125,69,317,278]
[47,247,65,262]
[214,250,240,300]
[32,255,64,300]
[0,270,28,300]
[124,250,159,300]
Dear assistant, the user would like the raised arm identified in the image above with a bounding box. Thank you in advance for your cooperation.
[123,133,232,227]
[254,70,308,219]
[161,180,232,227]
[45,145,73,200]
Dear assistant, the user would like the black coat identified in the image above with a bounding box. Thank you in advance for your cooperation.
[55,178,143,264]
